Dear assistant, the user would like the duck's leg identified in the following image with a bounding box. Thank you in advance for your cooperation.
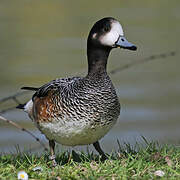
[49,140,57,167]
[93,141,108,161]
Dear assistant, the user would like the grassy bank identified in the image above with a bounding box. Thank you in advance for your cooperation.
[0,141,180,179]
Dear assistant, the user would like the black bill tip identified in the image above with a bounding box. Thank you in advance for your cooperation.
[129,45,137,51]
[121,45,137,51]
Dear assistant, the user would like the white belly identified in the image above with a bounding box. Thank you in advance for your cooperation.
[37,119,116,146]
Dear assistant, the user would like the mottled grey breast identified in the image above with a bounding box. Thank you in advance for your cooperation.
[33,74,120,126]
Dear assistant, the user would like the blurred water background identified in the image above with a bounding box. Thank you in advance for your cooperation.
[0,0,180,154]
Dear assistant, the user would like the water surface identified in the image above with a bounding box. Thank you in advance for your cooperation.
[0,0,180,153]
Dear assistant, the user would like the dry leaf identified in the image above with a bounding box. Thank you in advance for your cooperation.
[165,156,173,167]
[154,170,165,177]
[97,176,105,180]
[56,176,61,180]
[151,152,162,161]
[112,174,116,180]
[90,161,98,171]
[32,166,43,172]
[80,167,88,173]
[117,152,124,159]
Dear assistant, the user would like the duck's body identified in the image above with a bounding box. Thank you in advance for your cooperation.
[19,17,136,165]
[27,74,120,146]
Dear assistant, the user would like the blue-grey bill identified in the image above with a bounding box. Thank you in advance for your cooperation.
[115,36,137,51]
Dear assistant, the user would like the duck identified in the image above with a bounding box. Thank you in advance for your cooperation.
[17,17,137,166]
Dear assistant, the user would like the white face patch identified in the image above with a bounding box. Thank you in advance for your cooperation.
[92,33,97,39]
[100,21,124,46]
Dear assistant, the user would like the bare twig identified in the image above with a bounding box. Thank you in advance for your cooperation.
[0,107,18,115]
[0,91,31,115]
[0,91,29,104]
[110,51,176,74]
[0,115,48,151]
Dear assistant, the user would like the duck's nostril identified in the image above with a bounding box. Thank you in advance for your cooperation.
[121,38,124,42]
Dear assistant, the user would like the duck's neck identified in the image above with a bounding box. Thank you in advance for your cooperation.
[87,46,111,76]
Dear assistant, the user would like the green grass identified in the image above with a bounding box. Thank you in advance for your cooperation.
[0,140,180,179]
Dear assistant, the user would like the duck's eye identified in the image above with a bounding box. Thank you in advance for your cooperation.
[103,26,109,32]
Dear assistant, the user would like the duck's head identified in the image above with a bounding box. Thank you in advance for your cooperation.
[87,17,137,51]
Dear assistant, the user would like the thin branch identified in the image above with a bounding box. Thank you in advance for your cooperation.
[109,51,176,74]
[0,115,48,152]
[0,91,29,104]
[0,107,17,115]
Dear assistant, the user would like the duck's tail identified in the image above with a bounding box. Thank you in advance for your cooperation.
[16,86,38,110]
[16,99,33,114]
[16,103,26,110]
[21,87,39,91]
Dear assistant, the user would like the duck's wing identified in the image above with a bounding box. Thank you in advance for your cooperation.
[32,80,58,99]
[20,83,56,100]
[21,77,82,101]
[18,77,81,122]
[17,81,59,121]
